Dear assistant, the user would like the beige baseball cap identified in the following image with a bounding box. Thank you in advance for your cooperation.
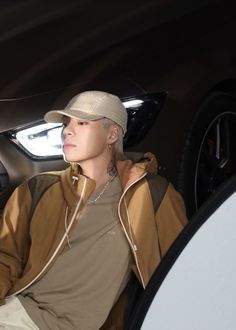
[44,90,128,134]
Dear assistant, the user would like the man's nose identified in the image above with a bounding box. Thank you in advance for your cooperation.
[62,124,73,137]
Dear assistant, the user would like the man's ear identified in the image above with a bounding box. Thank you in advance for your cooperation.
[107,125,121,144]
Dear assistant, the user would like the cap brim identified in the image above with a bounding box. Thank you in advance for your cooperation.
[44,109,103,123]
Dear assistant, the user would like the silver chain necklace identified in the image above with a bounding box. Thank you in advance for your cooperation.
[87,174,117,204]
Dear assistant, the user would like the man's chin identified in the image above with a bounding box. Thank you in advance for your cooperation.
[63,155,74,163]
[63,155,83,163]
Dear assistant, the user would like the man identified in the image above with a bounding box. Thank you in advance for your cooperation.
[0,90,187,329]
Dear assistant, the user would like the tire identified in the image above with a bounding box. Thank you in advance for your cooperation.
[178,91,236,218]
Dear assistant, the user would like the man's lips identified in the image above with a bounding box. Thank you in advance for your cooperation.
[63,143,76,148]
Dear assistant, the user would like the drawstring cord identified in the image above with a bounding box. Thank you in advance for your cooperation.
[64,206,72,249]
[124,197,137,251]
[64,175,81,249]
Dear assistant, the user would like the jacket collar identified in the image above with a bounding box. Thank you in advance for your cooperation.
[60,152,158,205]
[117,152,158,190]
[61,166,95,208]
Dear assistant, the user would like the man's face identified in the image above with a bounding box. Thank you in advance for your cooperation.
[61,116,109,163]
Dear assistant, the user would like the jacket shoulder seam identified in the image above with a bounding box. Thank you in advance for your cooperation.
[146,173,169,212]
[28,173,61,220]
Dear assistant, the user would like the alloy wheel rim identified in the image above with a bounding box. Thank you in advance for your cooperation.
[194,111,236,210]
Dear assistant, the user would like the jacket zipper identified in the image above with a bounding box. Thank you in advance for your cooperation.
[8,177,88,297]
[118,172,147,288]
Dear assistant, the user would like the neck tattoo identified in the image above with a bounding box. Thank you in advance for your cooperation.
[107,159,117,177]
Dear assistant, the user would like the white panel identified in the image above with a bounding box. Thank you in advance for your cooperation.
[142,192,236,330]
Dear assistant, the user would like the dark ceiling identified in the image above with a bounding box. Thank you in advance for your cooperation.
[0,0,221,98]
[0,0,235,132]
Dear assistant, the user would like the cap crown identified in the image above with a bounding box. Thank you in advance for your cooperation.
[44,91,127,134]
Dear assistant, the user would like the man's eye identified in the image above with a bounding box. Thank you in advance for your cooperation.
[78,121,88,125]
[62,123,67,128]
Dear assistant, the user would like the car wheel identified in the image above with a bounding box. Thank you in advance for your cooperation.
[178,91,236,217]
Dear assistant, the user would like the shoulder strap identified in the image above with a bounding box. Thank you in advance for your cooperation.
[28,174,60,221]
[146,173,168,212]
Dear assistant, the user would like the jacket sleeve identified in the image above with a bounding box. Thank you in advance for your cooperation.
[0,180,32,304]
[155,183,188,258]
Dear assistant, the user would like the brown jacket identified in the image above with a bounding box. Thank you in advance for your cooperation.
[0,152,187,327]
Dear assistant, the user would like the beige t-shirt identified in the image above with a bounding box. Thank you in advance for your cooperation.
[19,176,131,330]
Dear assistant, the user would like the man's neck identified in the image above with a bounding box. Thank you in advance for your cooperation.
[79,157,116,192]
